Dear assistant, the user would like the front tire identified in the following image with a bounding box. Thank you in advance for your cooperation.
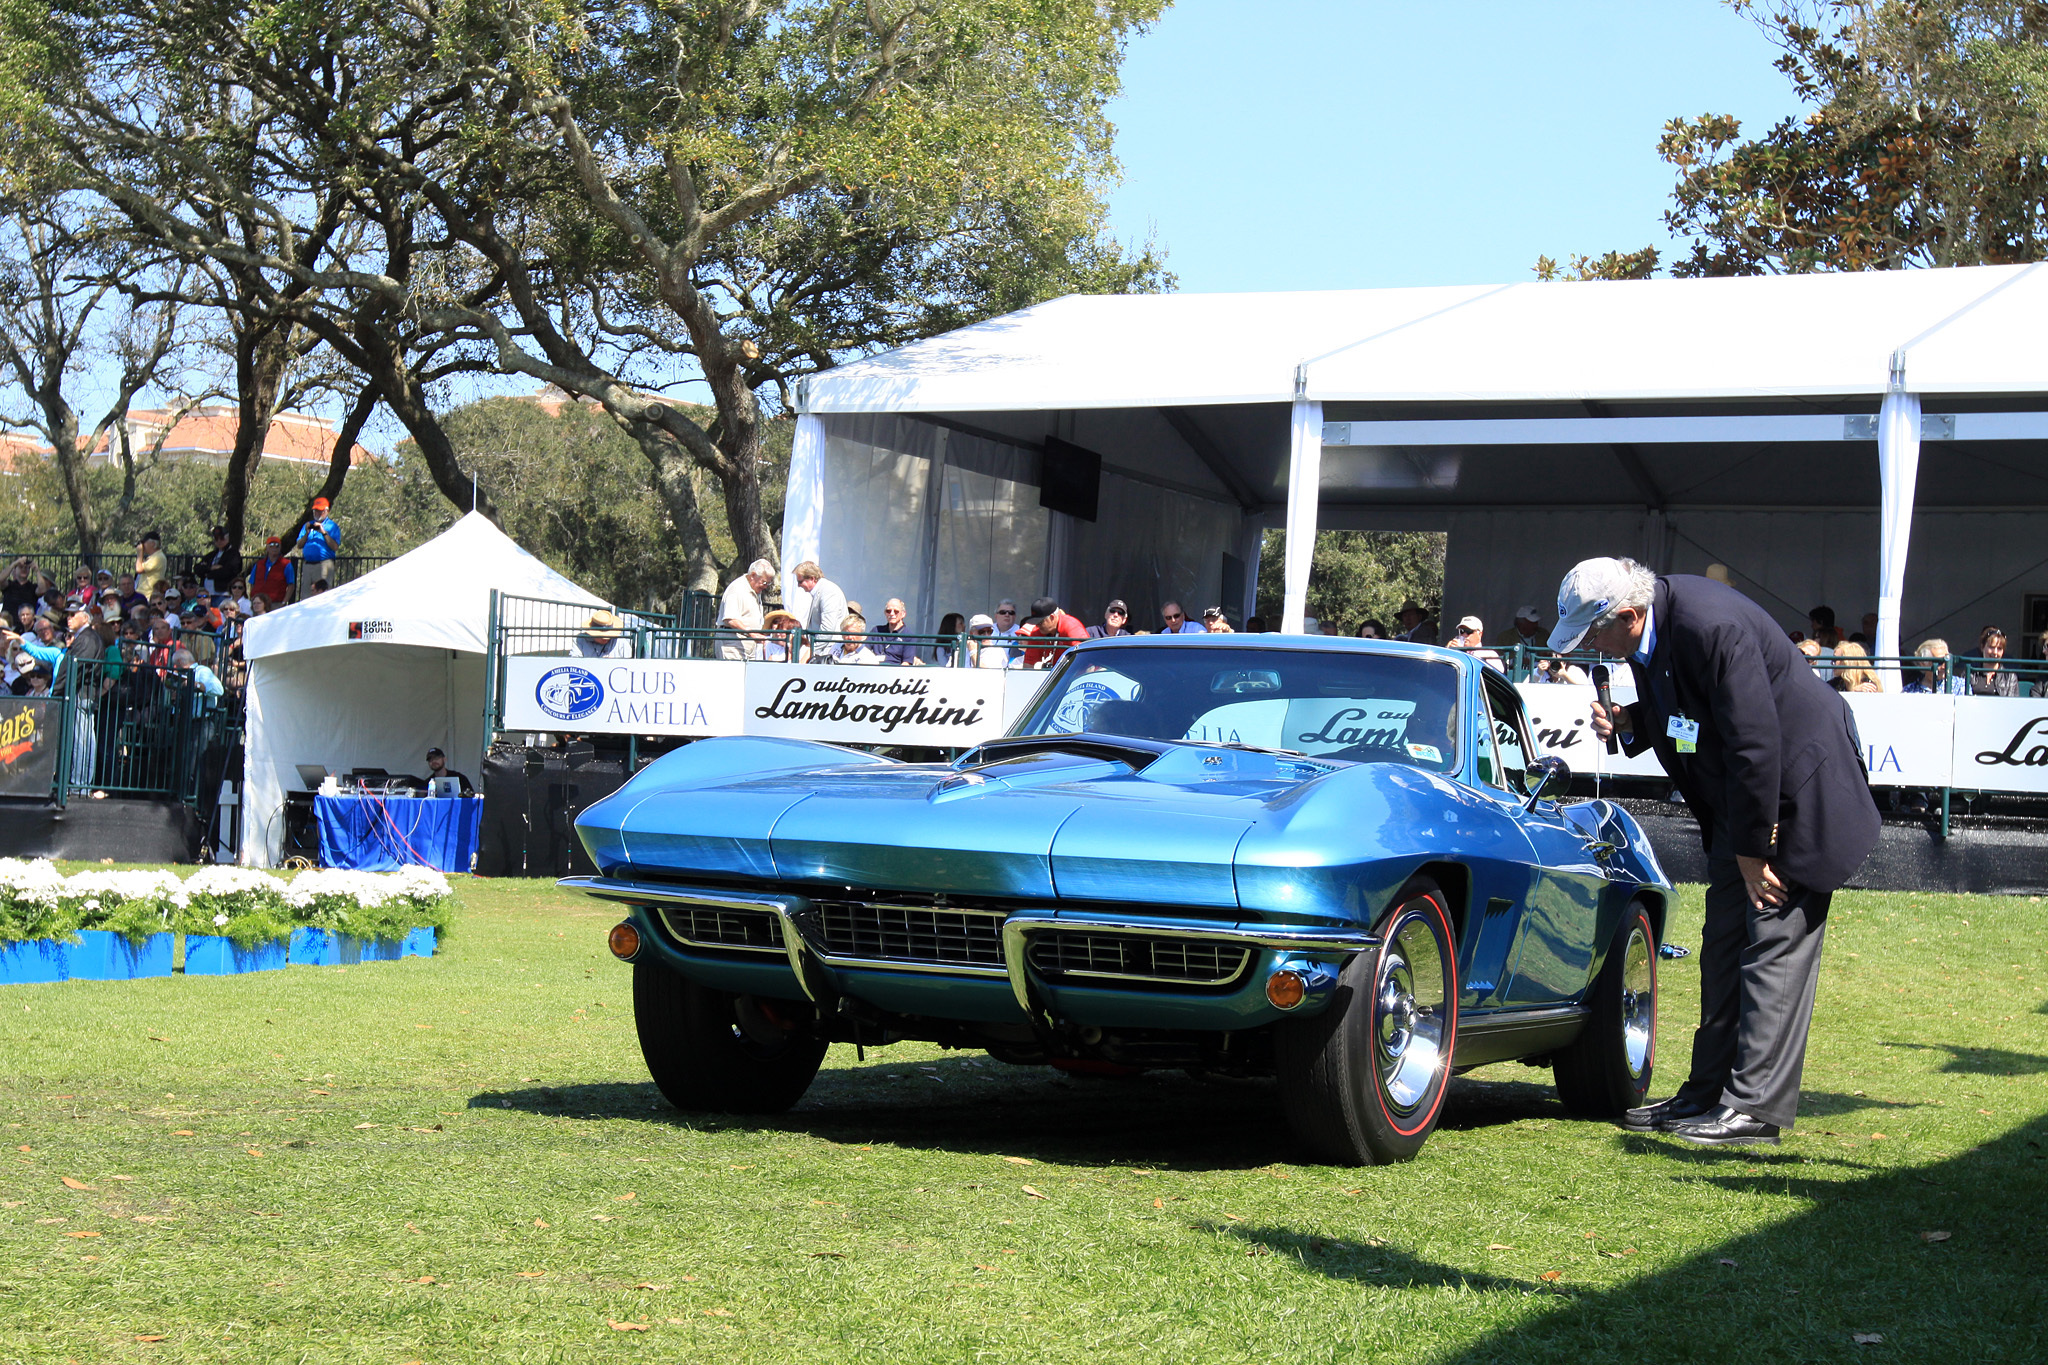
[1276,879,1458,1164]
[633,960,826,1113]
[1554,902,1657,1116]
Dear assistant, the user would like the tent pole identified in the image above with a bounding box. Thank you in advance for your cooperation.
[1280,386,1323,635]
[1875,354,1921,690]
[482,589,500,778]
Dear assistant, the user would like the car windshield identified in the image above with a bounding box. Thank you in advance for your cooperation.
[1010,644,1461,774]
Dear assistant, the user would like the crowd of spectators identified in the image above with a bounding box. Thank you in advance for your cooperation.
[2,503,348,713]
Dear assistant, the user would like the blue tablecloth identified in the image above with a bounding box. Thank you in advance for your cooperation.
[315,793,481,872]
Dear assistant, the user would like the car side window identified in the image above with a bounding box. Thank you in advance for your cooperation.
[1482,679,1533,796]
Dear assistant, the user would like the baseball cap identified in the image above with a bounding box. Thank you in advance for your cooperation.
[1513,604,1539,621]
[1455,615,1483,634]
[967,613,996,633]
[312,497,330,511]
[1024,596,1059,627]
[1104,599,1128,616]
[426,746,445,758]
[265,536,281,546]
[1549,557,1635,654]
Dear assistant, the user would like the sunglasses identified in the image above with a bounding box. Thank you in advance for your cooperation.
[1163,612,1183,621]
[996,609,1016,616]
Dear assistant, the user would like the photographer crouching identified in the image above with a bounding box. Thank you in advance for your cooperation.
[1551,557,1880,1147]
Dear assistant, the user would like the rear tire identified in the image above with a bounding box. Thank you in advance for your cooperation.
[1554,902,1657,1117]
[1276,878,1458,1165]
[633,960,826,1114]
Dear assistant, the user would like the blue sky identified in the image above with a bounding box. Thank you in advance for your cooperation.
[1102,0,1804,292]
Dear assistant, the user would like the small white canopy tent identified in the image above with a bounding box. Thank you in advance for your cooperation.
[239,512,607,867]
[785,263,2048,675]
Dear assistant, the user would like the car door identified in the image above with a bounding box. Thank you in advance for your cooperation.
[1478,675,1609,1007]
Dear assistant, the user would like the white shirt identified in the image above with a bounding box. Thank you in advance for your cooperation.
[823,644,882,666]
[804,578,848,635]
[973,638,1009,669]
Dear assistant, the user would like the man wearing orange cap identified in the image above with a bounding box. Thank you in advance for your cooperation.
[294,496,342,596]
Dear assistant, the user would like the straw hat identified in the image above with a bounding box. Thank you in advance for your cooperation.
[584,609,624,640]
[763,609,801,629]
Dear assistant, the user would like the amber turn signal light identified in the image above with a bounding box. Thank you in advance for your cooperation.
[1266,968,1307,1010]
[607,921,641,961]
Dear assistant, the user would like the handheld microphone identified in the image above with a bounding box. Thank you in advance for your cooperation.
[1592,663,1619,755]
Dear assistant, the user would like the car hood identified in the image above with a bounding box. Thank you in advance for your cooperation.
[577,735,1498,916]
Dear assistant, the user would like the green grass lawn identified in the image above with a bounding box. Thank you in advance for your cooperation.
[2,873,2044,1364]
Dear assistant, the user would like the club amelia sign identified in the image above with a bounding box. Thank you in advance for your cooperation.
[501,656,1048,745]
[501,658,746,736]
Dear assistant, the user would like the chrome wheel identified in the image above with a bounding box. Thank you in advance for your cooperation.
[1619,920,1655,1080]
[1375,912,1450,1115]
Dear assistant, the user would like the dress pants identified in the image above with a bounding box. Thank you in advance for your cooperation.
[1673,855,1831,1129]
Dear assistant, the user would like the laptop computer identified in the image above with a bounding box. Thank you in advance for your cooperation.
[295,763,329,790]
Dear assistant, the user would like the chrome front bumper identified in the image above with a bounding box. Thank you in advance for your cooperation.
[559,875,1377,1017]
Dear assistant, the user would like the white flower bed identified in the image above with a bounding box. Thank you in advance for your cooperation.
[0,859,456,946]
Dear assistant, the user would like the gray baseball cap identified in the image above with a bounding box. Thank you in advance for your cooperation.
[1549,557,1636,654]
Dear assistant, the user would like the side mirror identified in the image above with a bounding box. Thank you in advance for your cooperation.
[1524,754,1570,809]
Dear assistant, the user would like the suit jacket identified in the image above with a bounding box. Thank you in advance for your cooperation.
[1619,576,1880,892]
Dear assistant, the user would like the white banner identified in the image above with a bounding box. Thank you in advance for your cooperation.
[497,655,2043,793]
[1949,696,2048,794]
[744,663,1019,746]
[502,657,746,736]
[1841,694,1954,787]
[1516,682,1665,779]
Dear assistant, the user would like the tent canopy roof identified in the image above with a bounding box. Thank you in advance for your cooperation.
[242,511,606,660]
[805,263,2048,415]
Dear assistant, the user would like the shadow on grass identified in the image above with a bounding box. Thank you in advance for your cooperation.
[1213,1222,1544,1293]
[1883,1041,2048,1076]
[1798,1089,1926,1117]
[469,1065,1560,1170]
[1278,1114,2048,1363]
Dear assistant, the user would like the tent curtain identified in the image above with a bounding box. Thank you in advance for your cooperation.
[780,413,828,609]
[1875,385,1921,689]
[1280,397,1324,634]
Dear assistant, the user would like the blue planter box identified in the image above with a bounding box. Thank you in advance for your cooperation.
[184,935,288,975]
[67,931,174,981]
[355,936,403,963]
[401,927,437,958]
[0,939,71,984]
[288,926,341,966]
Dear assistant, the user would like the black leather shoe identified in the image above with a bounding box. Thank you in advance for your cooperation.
[1619,1094,1714,1133]
[1664,1104,1781,1147]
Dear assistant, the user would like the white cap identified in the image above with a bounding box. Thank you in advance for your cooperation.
[967,613,996,632]
[1550,557,1636,653]
[1455,615,1483,634]
[1513,604,1539,621]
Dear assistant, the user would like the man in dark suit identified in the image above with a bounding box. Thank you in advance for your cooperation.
[1551,558,1881,1147]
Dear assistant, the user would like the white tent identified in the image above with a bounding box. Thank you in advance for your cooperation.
[239,512,608,866]
[783,263,2048,668]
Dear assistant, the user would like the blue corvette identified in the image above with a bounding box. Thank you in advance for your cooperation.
[565,636,1669,1164]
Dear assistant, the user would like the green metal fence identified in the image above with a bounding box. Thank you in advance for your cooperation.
[43,653,237,809]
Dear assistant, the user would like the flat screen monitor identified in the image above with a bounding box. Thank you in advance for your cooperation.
[1038,436,1102,522]
[294,764,328,790]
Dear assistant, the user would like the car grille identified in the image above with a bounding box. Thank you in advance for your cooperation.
[1027,932,1251,987]
[817,902,1006,968]
[657,904,784,953]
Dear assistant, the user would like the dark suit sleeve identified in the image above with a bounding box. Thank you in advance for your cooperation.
[1698,621,1782,859]
[1617,701,1657,758]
